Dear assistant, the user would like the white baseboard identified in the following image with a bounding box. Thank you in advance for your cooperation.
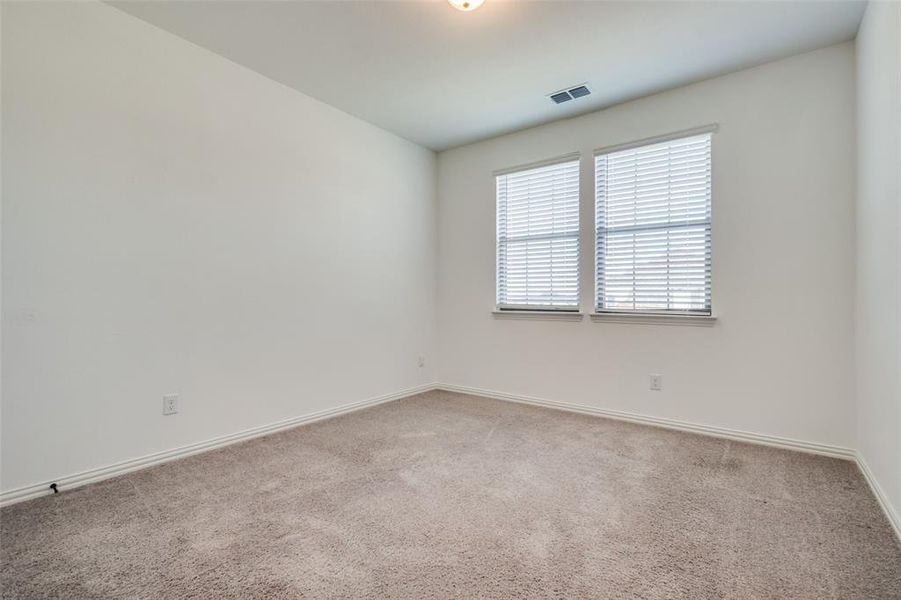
[855,451,901,542]
[437,383,901,540]
[0,382,438,508]
[436,383,856,460]
[6,381,897,544]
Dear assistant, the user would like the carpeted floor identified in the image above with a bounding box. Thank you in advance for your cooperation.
[1,390,900,599]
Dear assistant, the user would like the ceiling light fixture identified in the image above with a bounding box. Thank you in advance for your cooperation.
[448,0,484,12]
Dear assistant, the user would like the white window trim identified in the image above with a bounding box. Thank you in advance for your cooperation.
[492,152,580,177]
[493,310,585,322]
[593,123,719,156]
[593,124,717,318]
[495,152,582,312]
[590,312,716,326]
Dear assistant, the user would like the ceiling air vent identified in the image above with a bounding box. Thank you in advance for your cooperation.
[548,84,591,105]
[569,85,591,98]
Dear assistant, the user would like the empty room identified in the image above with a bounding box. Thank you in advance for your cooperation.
[2,0,900,597]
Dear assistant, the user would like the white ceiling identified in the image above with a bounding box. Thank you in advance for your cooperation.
[110,0,866,151]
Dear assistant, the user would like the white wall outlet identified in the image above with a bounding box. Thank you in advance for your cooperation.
[162,393,179,415]
[417,355,426,368]
[649,374,663,391]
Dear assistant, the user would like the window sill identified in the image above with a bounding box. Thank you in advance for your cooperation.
[589,312,717,326]
[492,310,585,322]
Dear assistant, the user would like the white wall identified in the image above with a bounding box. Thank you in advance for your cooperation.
[1,1,437,493]
[0,2,874,501]
[855,1,901,524]
[437,44,856,448]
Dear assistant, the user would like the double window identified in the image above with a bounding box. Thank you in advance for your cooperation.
[496,129,713,316]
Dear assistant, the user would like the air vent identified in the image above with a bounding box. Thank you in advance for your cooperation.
[569,85,591,99]
[548,84,591,105]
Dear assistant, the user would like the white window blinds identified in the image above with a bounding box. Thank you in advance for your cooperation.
[496,158,580,310]
[595,133,712,314]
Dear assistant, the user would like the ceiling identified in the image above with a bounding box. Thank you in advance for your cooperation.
[110,0,866,151]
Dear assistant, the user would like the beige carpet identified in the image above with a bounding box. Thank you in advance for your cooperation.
[1,390,899,599]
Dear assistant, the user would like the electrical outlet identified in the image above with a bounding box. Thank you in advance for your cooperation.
[649,374,662,391]
[163,393,179,415]
[417,355,426,368]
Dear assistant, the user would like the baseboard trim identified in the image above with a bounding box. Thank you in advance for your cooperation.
[0,382,438,508]
[8,381,895,543]
[438,383,901,539]
[855,451,901,541]
[437,383,856,460]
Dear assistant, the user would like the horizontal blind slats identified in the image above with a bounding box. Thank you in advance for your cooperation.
[497,158,580,309]
[596,133,712,313]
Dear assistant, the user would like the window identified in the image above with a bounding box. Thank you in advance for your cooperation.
[496,157,580,311]
[595,132,712,315]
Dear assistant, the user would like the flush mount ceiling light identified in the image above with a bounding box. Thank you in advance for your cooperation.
[448,0,484,11]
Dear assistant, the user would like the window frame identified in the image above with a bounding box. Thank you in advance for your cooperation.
[593,125,717,318]
[495,153,582,313]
